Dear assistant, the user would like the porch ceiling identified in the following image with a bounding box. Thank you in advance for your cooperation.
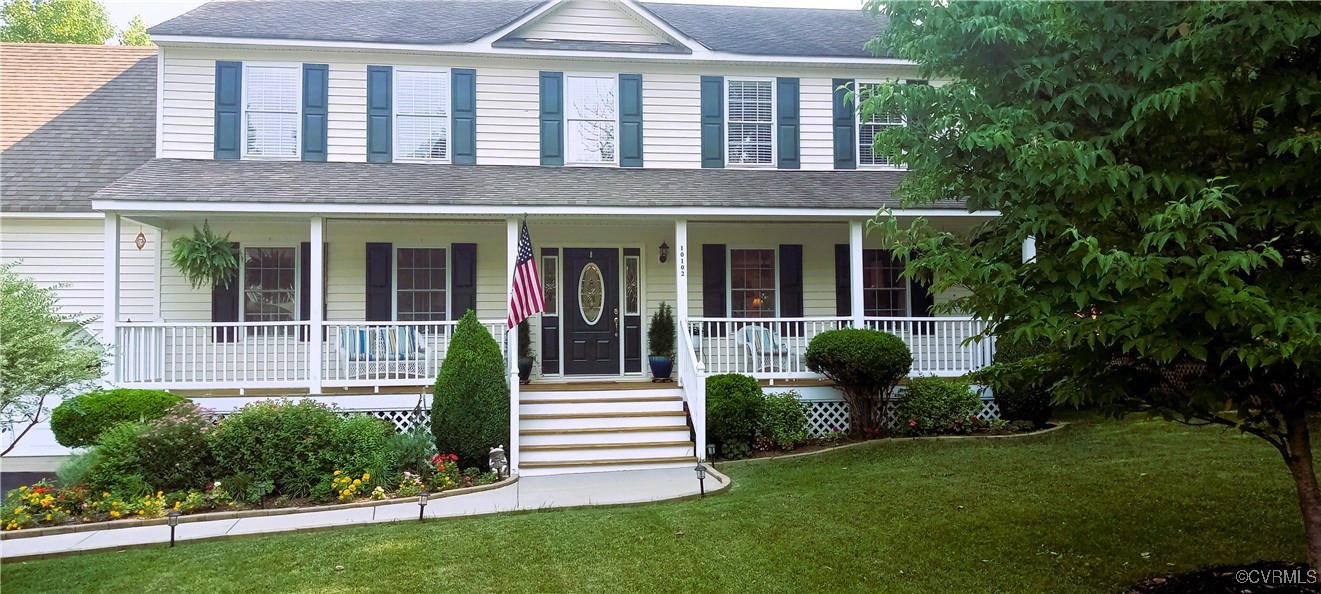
[93,159,970,214]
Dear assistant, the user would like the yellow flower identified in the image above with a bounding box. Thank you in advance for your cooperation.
[363,473,370,480]
[352,479,360,485]
[109,511,121,518]
[333,470,341,475]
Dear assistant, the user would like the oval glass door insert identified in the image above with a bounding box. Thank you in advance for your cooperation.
[578,263,604,325]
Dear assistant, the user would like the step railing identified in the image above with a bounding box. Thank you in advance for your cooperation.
[676,319,707,459]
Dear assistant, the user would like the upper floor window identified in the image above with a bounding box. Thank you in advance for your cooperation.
[565,74,617,165]
[395,247,448,321]
[243,64,301,159]
[394,68,450,162]
[726,79,774,166]
[858,82,905,168]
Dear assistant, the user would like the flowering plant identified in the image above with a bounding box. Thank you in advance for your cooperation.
[429,454,461,491]
[370,486,386,500]
[330,470,371,503]
[397,472,425,498]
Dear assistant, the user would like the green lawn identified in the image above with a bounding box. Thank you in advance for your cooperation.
[1,415,1304,593]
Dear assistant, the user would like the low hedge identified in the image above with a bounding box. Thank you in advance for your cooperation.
[896,377,981,435]
[50,388,186,448]
[707,374,764,459]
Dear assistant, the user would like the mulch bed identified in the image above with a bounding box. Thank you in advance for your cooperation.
[1130,561,1319,594]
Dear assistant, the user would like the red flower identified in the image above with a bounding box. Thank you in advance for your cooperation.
[909,420,917,426]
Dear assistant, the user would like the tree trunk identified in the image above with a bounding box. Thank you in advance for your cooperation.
[1282,409,1321,569]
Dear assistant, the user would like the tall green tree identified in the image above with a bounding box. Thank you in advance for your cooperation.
[117,13,150,46]
[862,1,1321,565]
[0,264,104,456]
[0,0,113,44]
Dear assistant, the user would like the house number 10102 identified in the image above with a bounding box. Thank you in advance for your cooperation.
[678,245,686,278]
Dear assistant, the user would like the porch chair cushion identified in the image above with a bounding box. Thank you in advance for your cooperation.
[339,326,421,361]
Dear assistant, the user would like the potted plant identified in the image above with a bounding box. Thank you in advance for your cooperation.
[648,302,676,381]
[170,221,240,289]
[516,319,535,384]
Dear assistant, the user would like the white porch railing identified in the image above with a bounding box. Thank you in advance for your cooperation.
[863,316,994,376]
[115,322,311,389]
[321,320,508,388]
[686,316,993,380]
[677,321,707,458]
[116,320,509,390]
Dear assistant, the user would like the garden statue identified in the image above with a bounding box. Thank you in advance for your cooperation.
[489,445,509,478]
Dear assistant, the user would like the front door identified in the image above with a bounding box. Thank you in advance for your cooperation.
[563,248,620,375]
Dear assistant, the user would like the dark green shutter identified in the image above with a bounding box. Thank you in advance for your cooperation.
[213,61,242,160]
[365,243,392,321]
[451,68,477,165]
[298,242,327,341]
[539,72,564,166]
[211,242,240,341]
[911,276,936,335]
[835,244,851,317]
[779,244,804,335]
[832,78,856,170]
[366,66,392,163]
[702,244,727,319]
[776,77,800,169]
[451,243,478,319]
[700,76,724,168]
[301,64,329,161]
[619,74,643,167]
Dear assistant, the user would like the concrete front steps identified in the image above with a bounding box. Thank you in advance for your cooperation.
[518,387,697,476]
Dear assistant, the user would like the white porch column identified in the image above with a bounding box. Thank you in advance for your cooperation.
[1022,236,1037,263]
[308,217,325,394]
[674,219,689,328]
[849,220,865,328]
[506,217,520,473]
[102,213,121,385]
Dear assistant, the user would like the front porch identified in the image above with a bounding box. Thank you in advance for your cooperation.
[98,211,997,474]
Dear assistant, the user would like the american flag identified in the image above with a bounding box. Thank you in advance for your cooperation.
[508,221,545,328]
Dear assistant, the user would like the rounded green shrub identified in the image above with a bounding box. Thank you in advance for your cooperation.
[50,388,185,447]
[706,373,764,458]
[896,377,981,435]
[989,336,1054,428]
[331,414,392,477]
[211,399,340,498]
[432,310,510,469]
[806,329,913,436]
[761,391,809,449]
[86,421,147,493]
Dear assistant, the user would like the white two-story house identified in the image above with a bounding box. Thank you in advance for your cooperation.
[1,0,997,473]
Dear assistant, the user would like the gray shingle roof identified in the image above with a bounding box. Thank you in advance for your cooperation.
[640,3,888,58]
[1,44,157,213]
[94,159,941,211]
[149,0,889,59]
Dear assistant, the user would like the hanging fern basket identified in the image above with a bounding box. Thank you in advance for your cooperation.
[170,221,240,289]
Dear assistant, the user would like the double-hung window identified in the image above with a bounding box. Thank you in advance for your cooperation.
[862,248,909,316]
[729,248,777,318]
[395,247,448,321]
[242,247,298,330]
[726,79,774,166]
[857,82,905,168]
[242,64,301,158]
[565,74,618,165]
[394,68,450,161]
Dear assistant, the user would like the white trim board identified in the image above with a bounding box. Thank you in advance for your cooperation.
[92,201,998,219]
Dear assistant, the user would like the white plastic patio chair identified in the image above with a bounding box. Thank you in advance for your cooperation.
[735,324,790,373]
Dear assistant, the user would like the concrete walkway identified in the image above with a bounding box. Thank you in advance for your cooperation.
[0,466,727,560]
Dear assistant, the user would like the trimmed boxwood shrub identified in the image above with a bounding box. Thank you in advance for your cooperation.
[989,336,1055,428]
[805,329,913,436]
[706,373,764,459]
[897,377,981,435]
[50,388,185,447]
[432,310,510,469]
[761,391,809,449]
[211,399,340,498]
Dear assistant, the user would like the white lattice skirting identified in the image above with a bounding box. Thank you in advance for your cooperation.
[802,396,1000,437]
[207,409,430,433]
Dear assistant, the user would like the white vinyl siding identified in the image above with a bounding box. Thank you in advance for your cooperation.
[160,56,215,160]
[565,74,618,165]
[0,218,159,328]
[393,68,450,162]
[514,0,668,44]
[726,79,774,167]
[641,73,701,168]
[799,78,835,170]
[857,82,904,168]
[327,64,367,162]
[242,64,301,159]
